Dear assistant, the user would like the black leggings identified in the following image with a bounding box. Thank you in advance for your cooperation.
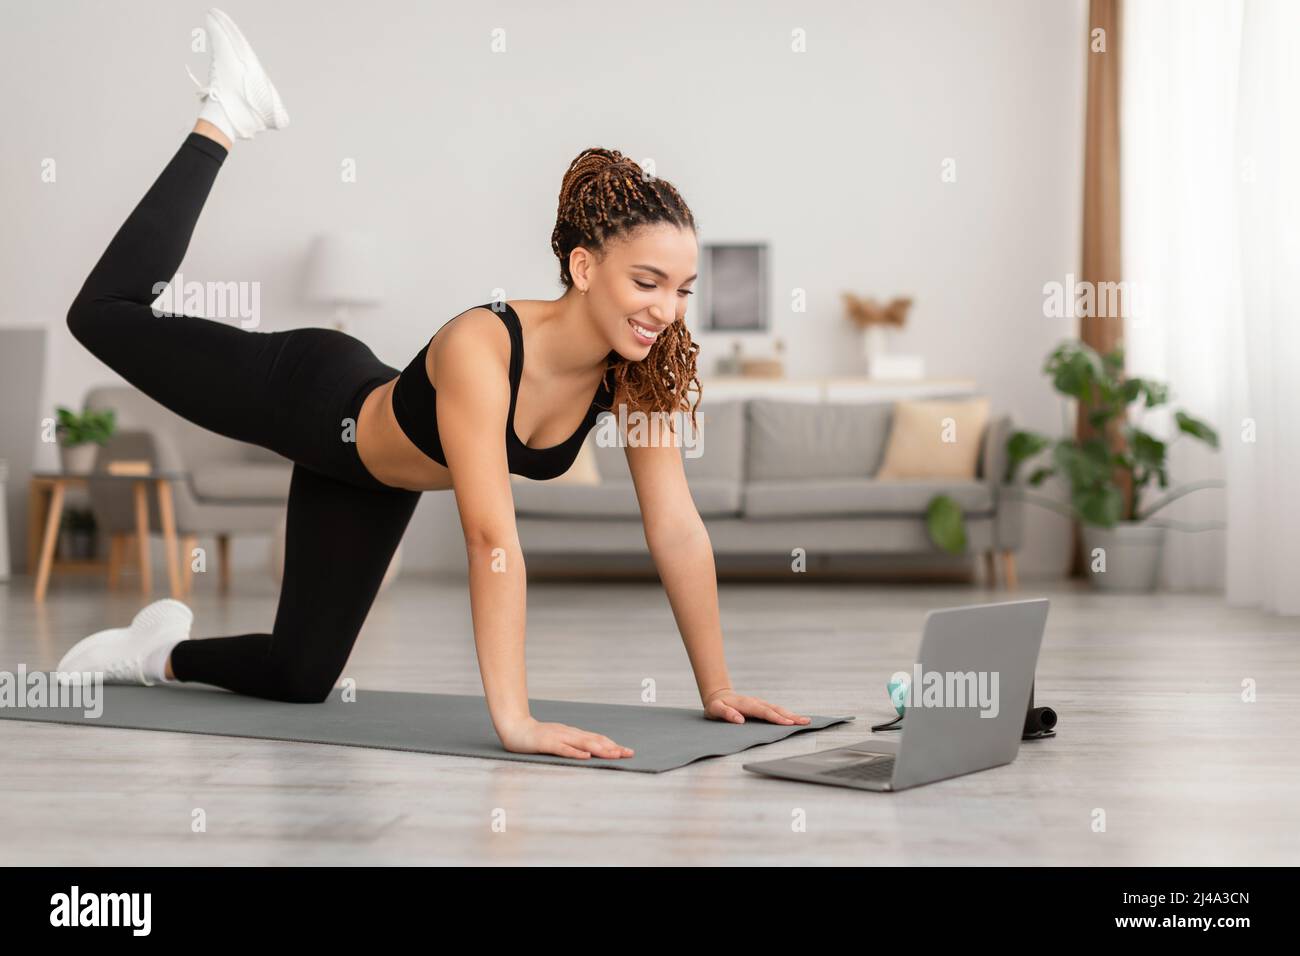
[67,133,423,703]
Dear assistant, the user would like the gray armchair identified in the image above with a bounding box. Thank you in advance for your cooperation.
[83,385,291,594]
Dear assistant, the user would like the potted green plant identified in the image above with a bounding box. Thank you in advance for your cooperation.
[1008,341,1220,591]
[925,341,1221,591]
[54,405,116,474]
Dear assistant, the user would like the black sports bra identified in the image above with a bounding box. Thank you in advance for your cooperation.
[390,302,616,481]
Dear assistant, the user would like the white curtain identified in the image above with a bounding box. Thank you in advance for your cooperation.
[1121,0,1300,613]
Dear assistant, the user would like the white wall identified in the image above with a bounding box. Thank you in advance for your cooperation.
[3,0,1087,576]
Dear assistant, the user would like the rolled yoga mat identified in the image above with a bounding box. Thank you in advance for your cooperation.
[1,677,854,773]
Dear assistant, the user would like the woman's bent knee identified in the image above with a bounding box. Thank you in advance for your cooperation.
[266,661,341,704]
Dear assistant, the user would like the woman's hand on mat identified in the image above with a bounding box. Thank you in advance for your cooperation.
[703,688,811,726]
[499,717,635,760]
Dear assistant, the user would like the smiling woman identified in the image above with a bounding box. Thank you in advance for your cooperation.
[550,148,704,435]
[53,5,809,771]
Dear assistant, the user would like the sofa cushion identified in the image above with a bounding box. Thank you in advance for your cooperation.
[512,477,742,519]
[746,399,893,481]
[876,397,991,479]
[743,478,994,519]
[189,463,293,502]
[590,399,745,483]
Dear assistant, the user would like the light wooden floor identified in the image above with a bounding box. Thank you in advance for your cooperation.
[1,571,1297,865]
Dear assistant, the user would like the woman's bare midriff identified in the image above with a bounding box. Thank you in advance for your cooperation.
[355,376,454,492]
[354,300,612,493]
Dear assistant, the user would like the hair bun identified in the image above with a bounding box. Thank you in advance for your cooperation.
[557,147,626,211]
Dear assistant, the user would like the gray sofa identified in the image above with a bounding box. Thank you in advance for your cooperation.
[512,398,1024,584]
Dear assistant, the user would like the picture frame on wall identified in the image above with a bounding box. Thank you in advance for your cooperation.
[701,242,768,332]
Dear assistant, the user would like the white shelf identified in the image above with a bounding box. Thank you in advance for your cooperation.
[696,376,979,402]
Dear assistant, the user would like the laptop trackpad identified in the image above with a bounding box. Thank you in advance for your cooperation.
[801,749,893,766]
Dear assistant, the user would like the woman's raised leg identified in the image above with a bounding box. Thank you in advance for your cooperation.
[64,129,297,450]
[66,7,291,450]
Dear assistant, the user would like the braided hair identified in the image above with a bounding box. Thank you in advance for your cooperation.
[551,147,701,434]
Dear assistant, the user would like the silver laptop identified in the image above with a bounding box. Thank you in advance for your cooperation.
[743,598,1050,791]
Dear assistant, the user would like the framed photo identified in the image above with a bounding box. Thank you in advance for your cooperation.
[701,242,768,332]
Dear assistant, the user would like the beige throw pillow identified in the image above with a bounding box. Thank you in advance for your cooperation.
[510,433,602,485]
[875,398,991,480]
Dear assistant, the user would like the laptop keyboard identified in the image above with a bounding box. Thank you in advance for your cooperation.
[819,757,895,783]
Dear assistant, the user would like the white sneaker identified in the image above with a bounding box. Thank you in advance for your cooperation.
[185,7,290,140]
[56,598,195,687]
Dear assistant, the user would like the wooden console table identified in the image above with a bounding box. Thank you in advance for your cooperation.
[28,470,189,603]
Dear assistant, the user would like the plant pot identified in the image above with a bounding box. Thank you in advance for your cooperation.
[1081,523,1166,592]
[59,443,98,474]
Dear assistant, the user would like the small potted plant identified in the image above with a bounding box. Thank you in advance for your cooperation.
[1004,341,1220,591]
[54,405,116,474]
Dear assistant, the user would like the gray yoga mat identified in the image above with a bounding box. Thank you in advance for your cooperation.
[1,676,854,773]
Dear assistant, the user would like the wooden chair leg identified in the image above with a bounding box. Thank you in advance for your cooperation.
[34,481,66,604]
[984,551,997,587]
[156,479,182,599]
[217,533,231,595]
[133,480,152,596]
[180,534,198,596]
[1000,550,1019,590]
[27,480,46,574]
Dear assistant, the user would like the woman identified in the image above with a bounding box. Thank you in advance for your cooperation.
[58,7,809,761]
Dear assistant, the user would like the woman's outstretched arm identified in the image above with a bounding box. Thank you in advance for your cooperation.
[625,414,810,726]
[435,312,633,759]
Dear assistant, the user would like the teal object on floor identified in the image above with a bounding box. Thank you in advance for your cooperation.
[888,675,911,715]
